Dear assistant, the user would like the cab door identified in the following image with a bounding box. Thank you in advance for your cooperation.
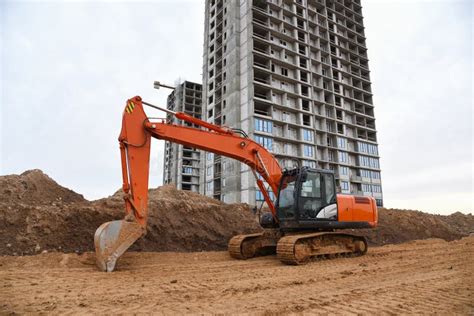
[296,170,338,221]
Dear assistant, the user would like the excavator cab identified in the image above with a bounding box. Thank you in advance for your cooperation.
[275,167,339,231]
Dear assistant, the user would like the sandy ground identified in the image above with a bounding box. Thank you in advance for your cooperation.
[1,236,473,315]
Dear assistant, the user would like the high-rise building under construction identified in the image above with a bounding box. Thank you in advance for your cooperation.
[163,81,203,192]
[198,0,383,207]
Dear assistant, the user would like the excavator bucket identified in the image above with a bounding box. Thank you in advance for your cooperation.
[94,219,145,272]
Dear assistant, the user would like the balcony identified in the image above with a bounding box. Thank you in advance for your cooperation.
[253,16,269,27]
[350,175,362,182]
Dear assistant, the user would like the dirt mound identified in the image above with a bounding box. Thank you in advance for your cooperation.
[0,169,473,256]
[349,208,473,246]
[0,170,260,255]
[0,169,85,204]
[92,186,261,253]
[441,211,474,235]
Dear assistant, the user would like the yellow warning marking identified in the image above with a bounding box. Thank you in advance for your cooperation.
[125,101,135,114]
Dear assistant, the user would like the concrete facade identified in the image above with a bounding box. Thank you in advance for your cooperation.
[163,81,203,192]
[200,0,383,207]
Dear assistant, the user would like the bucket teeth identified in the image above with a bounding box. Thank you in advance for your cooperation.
[94,220,144,272]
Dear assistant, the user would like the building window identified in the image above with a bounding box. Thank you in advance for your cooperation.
[328,151,334,161]
[302,160,316,168]
[206,181,212,192]
[372,185,382,193]
[337,137,346,149]
[338,151,348,163]
[255,118,273,133]
[360,169,371,178]
[302,114,311,126]
[303,129,313,142]
[302,99,310,111]
[326,122,333,132]
[341,181,349,191]
[358,142,379,155]
[340,166,349,175]
[359,155,377,168]
[281,68,288,76]
[362,183,371,192]
[207,152,213,161]
[303,145,314,157]
[206,166,212,176]
[255,136,273,151]
[371,171,381,179]
[301,85,309,96]
[182,167,193,174]
[369,157,380,168]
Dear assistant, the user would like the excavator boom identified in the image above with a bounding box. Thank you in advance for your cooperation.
[95,96,283,271]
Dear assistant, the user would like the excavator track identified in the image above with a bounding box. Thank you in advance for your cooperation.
[228,230,281,259]
[277,232,367,265]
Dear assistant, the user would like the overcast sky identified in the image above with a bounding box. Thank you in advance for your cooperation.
[1,0,472,215]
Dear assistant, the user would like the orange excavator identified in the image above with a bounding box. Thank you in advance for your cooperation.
[94,96,378,272]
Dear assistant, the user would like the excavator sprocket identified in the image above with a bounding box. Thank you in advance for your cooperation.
[228,230,281,259]
[277,232,367,265]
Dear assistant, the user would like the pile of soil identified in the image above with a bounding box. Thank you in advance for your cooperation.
[0,170,260,255]
[349,208,474,246]
[0,169,85,205]
[0,169,472,255]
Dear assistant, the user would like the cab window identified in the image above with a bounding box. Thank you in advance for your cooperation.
[298,172,323,217]
[300,173,321,198]
[323,173,336,204]
[277,175,297,218]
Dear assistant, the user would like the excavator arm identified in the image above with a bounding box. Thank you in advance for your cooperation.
[95,96,283,271]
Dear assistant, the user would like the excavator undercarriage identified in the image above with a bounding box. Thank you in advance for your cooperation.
[228,230,280,259]
[228,231,368,265]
